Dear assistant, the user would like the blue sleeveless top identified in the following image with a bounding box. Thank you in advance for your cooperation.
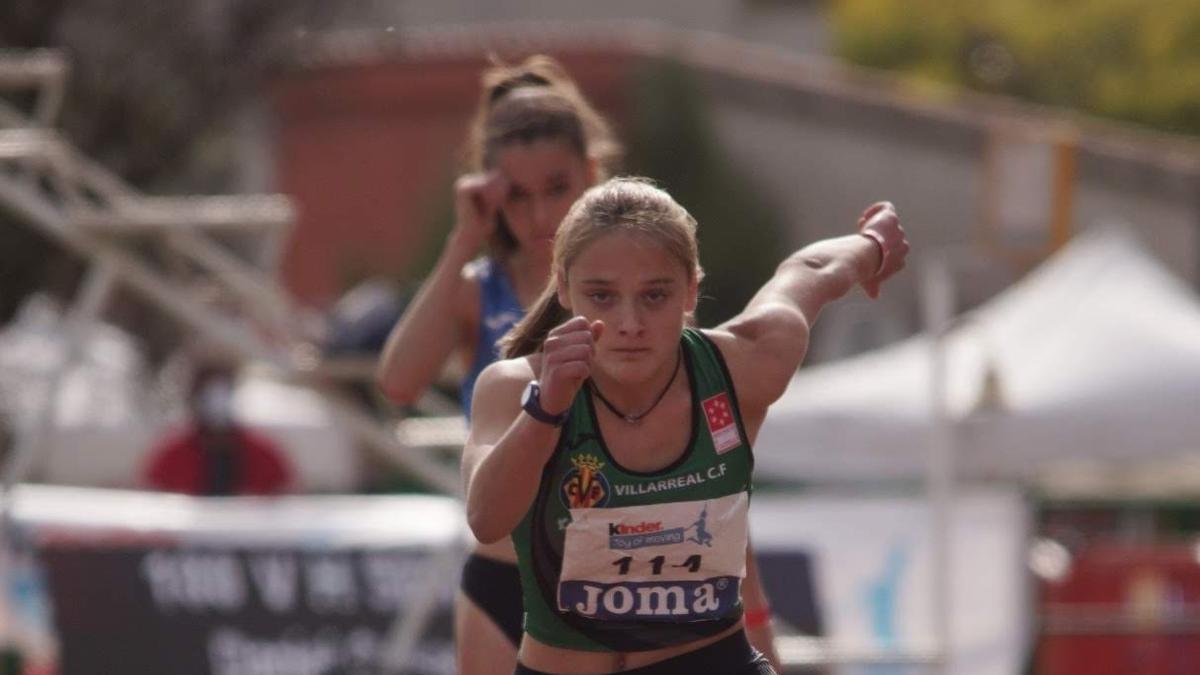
[461,257,524,416]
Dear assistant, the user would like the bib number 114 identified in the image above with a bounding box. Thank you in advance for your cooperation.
[612,554,702,576]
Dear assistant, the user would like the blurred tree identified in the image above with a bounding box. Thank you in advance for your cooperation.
[0,0,343,190]
[0,0,342,327]
[0,211,61,324]
[625,59,788,327]
[831,0,1200,136]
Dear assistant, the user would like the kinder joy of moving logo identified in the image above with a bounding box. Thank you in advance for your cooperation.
[609,521,663,535]
[608,520,686,550]
[561,454,610,508]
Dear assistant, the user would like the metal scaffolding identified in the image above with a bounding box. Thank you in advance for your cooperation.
[0,49,465,672]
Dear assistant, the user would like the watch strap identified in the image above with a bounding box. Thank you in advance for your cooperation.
[522,381,567,427]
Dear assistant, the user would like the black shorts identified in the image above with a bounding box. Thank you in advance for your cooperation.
[513,630,774,675]
[460,553,524,647]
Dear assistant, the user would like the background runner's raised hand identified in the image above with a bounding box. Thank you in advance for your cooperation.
[451,171,509,254]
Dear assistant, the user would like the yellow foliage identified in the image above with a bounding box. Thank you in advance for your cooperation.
[830,0,1200,134]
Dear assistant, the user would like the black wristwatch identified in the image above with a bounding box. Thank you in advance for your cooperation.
[520,381,567,427]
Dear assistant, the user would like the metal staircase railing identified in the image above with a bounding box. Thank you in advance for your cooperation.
[0,48,467,674]
[0,49,461,495]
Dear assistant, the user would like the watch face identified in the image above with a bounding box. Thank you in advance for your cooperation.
[521,381,537,408]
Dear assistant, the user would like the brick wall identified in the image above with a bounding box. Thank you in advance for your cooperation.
[269,52,633,307]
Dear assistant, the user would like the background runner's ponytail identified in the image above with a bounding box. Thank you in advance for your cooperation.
[500,285,570,359]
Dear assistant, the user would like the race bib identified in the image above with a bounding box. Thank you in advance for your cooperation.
[557,493,748,622]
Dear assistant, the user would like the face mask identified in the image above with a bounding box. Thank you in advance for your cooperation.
[197,380,235,429]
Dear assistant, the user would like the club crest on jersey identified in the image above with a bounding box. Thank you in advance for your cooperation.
[561,454,610,508]
[702,392,741,454]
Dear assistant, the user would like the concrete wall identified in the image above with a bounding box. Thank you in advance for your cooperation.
[679,61,1200,359]
[697,72,982,358]
[386,0,830,56]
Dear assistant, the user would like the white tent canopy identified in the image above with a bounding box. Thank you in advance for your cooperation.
[754,226,1200,490]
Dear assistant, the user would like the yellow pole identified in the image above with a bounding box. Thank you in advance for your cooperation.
[1049,130,1078,252]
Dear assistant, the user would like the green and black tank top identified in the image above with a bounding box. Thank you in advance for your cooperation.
[512,328,755,652]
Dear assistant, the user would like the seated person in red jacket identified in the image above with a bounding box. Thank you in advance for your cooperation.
[144,361,292,496]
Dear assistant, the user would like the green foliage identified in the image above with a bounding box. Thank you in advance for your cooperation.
[624,59,788,327]
[831,0,1200,135]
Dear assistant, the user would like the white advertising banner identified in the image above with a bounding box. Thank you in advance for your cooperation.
[749,488,1030,675]
[8,486,468,675]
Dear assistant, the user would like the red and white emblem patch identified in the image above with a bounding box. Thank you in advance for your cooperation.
[702,392,741,454]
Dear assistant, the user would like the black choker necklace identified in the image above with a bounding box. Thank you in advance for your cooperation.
[589,348,682,424]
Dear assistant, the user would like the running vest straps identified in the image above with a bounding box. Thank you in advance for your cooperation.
[513,328,754,652]
[461,257,523,416]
